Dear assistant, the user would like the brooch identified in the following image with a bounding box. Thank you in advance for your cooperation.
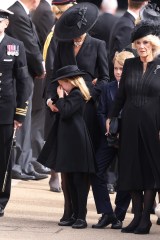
[154,65,160,74]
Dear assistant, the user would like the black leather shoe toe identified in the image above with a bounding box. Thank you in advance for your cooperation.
[111,220,122,229]
[92,213,117,229]
[31,161,51,174]
[58,217,76,226]
[0,208,4,217]
[72,219,87,229]
[29,171,48,180]
[134,222,152,234]
[12,172,35,180]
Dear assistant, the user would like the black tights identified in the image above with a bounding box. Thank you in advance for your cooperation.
[61,173,73,220]
[128,189,156,228]
[61,172,90,220]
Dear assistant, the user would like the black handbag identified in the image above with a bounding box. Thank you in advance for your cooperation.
[107,117,120,148]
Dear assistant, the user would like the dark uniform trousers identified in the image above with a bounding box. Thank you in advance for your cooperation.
[91,136,131,221]
[0,125,13,209]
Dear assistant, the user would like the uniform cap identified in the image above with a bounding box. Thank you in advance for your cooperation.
[0,9,14,21]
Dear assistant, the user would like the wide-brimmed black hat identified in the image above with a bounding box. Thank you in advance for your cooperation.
[54,2,99,41]
[140,2,160,22]
[52,65,86,82]
[131,20,160,42]
[52,0,76,5]
[0,9,13,21]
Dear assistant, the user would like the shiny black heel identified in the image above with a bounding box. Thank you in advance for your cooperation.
[134,222,152,234]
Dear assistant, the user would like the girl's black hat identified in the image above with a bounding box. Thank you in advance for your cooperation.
[52,65,85,82]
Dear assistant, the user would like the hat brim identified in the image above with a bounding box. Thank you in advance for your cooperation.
[52,71,86,82]
[52,0,75,5]
[54,2,99,41]
[140,5,160,21]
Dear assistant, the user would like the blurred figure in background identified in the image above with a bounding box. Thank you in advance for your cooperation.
[109,0,148,79]
[89,0,119,53]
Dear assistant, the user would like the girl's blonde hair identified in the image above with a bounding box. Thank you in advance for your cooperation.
[113,51,135,66]
[65,76,91,101]
[132,34,160,58]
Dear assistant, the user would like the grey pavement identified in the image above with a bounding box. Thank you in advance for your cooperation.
[0,178,159,240]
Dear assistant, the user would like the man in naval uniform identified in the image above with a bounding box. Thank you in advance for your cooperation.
[0,9,29,217]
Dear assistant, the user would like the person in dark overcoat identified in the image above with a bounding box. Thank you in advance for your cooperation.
[0,9,30,216]
[38,65,95,228]
[45,2,109,225]
[107,20,160,234]
[108,0,148,79]
[32,0,55,48]
[92,51,134,229]
[6,0,47,180]
[89,0,119,52]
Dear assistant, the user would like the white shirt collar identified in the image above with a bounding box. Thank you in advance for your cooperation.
[127,9,138,20]
[0,33,5,43]
[45,0,52,6]
[18,0,30,15]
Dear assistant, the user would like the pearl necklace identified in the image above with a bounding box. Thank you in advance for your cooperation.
[74,41,83,47]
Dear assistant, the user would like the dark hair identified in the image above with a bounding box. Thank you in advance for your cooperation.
[129,0,146,9]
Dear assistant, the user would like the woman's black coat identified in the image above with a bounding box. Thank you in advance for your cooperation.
[46,34,109,150]
[47,34,109,101]
[110,57,160,191]
[38,88,95,173]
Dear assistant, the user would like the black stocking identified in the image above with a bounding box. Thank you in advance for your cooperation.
[61,173,73,220]
[138,189,156,228]
[126,191,143,228]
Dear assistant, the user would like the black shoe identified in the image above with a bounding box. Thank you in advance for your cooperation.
[157,218,160,225]
[72,219,87,229]
[111,220,122,229]
[31,161,51,174]
[58,216,76,226]
[121,215,142,233]
[29,171,48,180]
[92,213,118,229]
[121,223,139,233]
[0,208,4,217]
[134,222,152,234]
[12,172,35,180]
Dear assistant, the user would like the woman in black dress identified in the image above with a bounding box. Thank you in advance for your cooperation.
[107,20,160,234]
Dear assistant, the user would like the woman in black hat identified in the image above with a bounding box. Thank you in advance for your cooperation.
[43,0,78,223]
[39,65,95,228]
[45,1,109,226]
[107,20,160,234]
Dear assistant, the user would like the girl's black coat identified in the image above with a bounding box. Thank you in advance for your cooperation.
[38,88,95,173]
